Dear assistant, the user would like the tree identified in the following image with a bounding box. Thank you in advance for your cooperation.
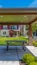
[32,21,37,32]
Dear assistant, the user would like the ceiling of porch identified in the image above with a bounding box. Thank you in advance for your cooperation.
[0,15,37,24]
[0,8,37,24]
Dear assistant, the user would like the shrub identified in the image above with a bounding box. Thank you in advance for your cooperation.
[29,62,37,65]
[35,57,37,62]
[22,53,35,64]
[33,41,37,47]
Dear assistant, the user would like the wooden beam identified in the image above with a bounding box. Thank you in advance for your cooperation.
[0,17,37,25]
[0,13,37,15]
[0,8,37,15]
[29,17,37,24]
[0,22,29,25]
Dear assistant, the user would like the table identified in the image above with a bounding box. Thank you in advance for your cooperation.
[6,40,26,51]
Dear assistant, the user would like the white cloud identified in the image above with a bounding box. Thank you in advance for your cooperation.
[28,0,37,7]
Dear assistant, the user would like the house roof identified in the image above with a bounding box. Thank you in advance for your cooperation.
[0,8,37,25]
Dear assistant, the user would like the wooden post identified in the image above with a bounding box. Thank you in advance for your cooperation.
[28,24,32,45]
[7,42,9,51]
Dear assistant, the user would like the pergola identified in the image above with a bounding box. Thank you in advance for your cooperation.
[0,8,37,45]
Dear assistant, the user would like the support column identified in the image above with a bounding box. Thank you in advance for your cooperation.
[23,25,26,36]
[28,24,32,45]
[17,31,18,37]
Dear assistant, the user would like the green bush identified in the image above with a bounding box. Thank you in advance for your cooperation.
[22,53,35,64]
[29,62,37,65]
[35,57,37,62]
[33,41,37,47]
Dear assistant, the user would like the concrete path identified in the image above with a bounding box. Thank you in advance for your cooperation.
[26,46,37,57]
[0,61,20,65]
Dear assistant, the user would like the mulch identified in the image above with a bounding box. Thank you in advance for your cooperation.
[19,61,26,65]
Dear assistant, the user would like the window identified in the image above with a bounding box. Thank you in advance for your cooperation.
[3,25,8,29]
[10,25,19,30]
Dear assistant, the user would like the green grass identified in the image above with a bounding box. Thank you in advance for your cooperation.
[0,36,28,46]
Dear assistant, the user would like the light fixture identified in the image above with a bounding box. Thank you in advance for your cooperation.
[24,16,27,18]
[0,16,3,18]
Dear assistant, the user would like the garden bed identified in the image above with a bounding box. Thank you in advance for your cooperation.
[20,53,37,65]
[19,60,28,65]
[20,61,26,65]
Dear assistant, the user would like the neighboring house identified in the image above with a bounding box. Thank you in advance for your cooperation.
[0,25,28,37]
[0,25,20,37]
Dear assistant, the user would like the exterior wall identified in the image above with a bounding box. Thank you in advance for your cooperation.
[20,25,28,37]
[23,25,28,36]
[0,30,9,37]
[0,25,28,37]
[0,25,20,37]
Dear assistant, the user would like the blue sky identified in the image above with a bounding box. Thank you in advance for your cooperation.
[0,0,37,8]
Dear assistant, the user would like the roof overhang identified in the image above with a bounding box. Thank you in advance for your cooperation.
[0,8,37,15]
[0,8,37,25]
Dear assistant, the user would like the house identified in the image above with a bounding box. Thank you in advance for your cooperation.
[0,25,27,37]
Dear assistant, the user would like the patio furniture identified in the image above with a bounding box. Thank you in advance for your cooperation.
[6,40,26,51]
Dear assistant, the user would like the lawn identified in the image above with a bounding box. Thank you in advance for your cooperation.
[0,36,28,46]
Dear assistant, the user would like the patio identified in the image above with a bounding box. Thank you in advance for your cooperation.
[0,46,27,61]
[0,46,37,61]
[0,46,37,65]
